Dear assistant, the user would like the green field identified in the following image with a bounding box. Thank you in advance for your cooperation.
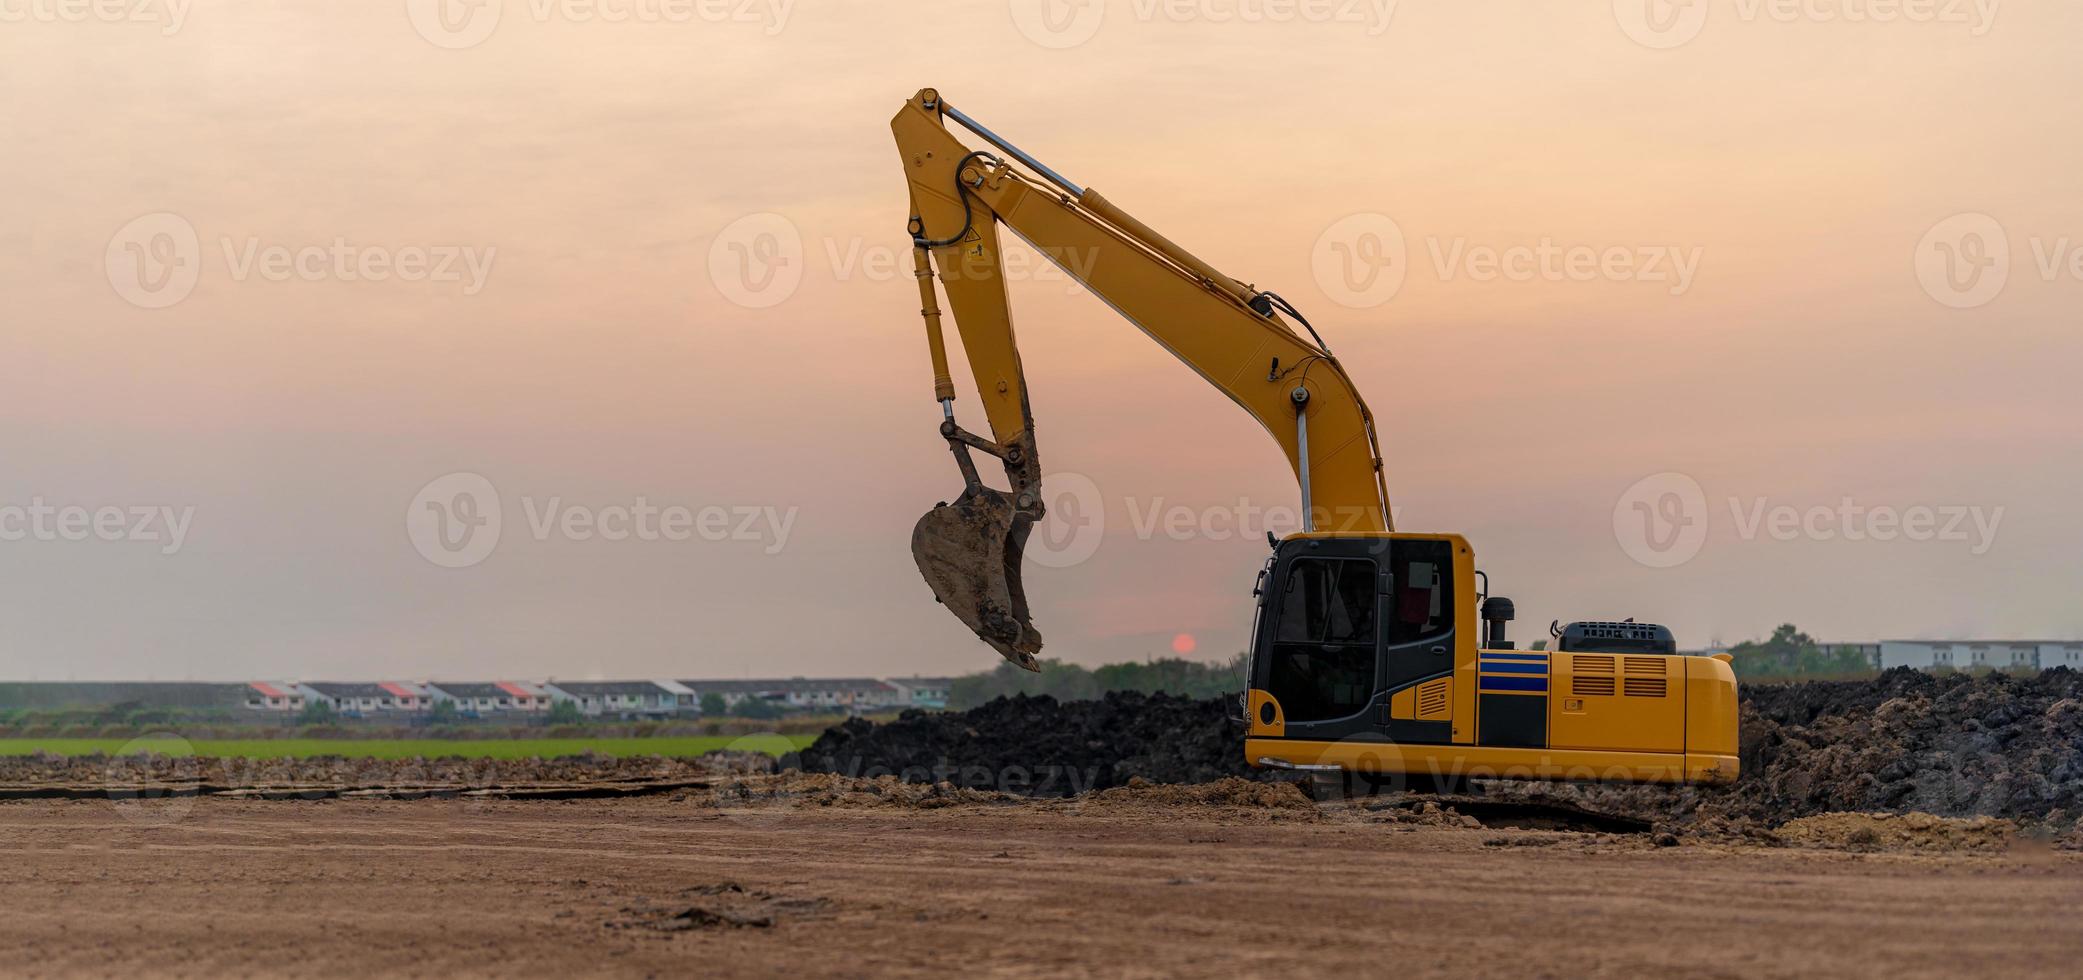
[0,734,815,760]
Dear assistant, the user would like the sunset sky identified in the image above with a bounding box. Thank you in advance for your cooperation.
[2,1,2079,681]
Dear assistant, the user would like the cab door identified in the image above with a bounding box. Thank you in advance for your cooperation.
[1251,540,1385,742]
[1377,538,1456,744]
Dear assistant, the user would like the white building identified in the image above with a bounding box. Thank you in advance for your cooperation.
[544,680,689,717]
[301,681,434,714]
[1880,640,2075,672]
[243,681,307,712]
[885,677,955,710]
[2035,642,2083,669]
[681,678,903,713]
[427,681,553,714]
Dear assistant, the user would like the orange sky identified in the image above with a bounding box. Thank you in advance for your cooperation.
[2,1,2079,680]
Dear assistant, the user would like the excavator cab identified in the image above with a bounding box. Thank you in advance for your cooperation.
[1248,536,1460,746]
[1243,533,1740,785]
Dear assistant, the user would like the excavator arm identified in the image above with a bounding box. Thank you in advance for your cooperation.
[895,88,1392,669]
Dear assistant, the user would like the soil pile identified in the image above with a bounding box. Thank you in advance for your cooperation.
[796,691,1250,795]
[1721,668,2083,823]
[797,669,2083,832]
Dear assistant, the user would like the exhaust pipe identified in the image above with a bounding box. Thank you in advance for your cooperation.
[1482,596,1516,651]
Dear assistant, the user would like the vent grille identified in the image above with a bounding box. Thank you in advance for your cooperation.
[1572,675,1616,697]
[1624,677,1668,698]
[1416,678,1449,719]
[1574,655,1615,674]
[1624,657,1666,675]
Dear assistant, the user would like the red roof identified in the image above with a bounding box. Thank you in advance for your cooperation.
[495,681,535,699]
[249,682,288,698]
[379,682,418,699]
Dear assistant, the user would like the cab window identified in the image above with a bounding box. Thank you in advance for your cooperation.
[1265,557,1376,722]
[1387,540,1452,645]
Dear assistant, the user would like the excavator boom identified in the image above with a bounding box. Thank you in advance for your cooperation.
[894,88,1390,668]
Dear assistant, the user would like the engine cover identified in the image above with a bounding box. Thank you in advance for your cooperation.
[1554,620,1677,655]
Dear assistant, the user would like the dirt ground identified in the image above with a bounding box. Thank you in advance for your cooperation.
[2,795,2079,978]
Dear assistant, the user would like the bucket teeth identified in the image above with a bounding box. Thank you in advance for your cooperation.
[911,486,1043,671]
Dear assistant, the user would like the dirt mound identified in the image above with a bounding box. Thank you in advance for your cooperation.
[1450,668,2083,837]
[796,669,2083,835]
[1734,669,2083,819]
[796,691,1251,795]
[1772,812,2015,852]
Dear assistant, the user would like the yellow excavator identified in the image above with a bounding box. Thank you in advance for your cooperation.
[895,89,1737,787]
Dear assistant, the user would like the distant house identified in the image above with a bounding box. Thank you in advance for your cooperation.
[2042,643,2083,669]
[243,682,307,712]
[680,678,901,714]
[543,681,686,718]
[303,681,432,715]
[1881,640,2064,672]
[427,681,552,715]
[885,677,955,710]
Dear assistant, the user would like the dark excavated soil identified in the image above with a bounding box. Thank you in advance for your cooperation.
[795,691,1252,794]
[797,670,2083,834]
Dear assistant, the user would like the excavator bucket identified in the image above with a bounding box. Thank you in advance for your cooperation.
[912,485,1043,671]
